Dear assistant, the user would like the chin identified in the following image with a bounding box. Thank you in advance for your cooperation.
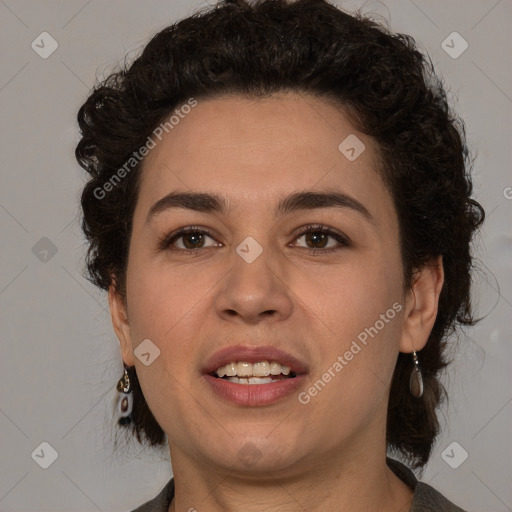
[196,434,306,477]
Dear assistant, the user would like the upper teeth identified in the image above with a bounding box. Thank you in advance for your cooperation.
[215,361,291,378]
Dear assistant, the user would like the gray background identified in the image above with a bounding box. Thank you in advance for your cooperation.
[0,0,511,510]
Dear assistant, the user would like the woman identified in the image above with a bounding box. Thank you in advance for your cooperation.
[75,1,484,510]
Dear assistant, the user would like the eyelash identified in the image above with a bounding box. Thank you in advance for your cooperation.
[158,224,351,256]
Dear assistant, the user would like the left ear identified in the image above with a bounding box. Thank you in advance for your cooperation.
[399,255,444,353]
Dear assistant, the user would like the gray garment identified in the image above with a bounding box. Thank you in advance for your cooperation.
[130,457,467,512]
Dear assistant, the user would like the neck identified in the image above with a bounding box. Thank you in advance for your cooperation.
[167,438,413,512]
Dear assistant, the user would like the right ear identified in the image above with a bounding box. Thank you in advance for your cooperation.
[108,277,135,367]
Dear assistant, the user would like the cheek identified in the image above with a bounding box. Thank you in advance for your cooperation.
[124,259,203,432]
[300,259,404,398]
[302,295,403,434]
[125,254,207,341]
[300,257,403,336]
[124,252,221,396]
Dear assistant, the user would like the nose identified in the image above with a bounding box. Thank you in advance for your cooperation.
[213,246,294,325]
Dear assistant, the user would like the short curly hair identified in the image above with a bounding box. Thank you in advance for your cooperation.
[76,0,484,469]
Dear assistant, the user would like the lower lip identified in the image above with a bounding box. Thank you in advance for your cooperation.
[203,374,307,406]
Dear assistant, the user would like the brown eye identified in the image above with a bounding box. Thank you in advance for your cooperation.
[181,232,207,249]
[293,225,350,254]
[159,227,219,252]
[304,231,329,249]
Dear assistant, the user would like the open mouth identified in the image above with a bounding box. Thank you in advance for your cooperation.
[204,354,307,405]
[209,361,298,385]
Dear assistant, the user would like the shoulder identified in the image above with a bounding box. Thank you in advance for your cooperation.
[412,481,467,512]
[129,478,174,512]
[386,457,467,512]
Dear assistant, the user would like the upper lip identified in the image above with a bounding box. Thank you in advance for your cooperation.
[203,345,309,375]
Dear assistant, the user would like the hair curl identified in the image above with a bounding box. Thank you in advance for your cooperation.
[76,0,484,469]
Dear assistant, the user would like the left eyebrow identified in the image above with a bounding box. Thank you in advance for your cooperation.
[146,190,374,224]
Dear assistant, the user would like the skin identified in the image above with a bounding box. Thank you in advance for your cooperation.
[109,92,444,512]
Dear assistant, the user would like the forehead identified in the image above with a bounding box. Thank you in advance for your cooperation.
[135,93,391,220]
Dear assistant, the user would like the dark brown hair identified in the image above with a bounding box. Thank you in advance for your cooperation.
[76,0,484,468]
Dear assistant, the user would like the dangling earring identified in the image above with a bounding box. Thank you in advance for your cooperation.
[409,350,424,398]
[116,367,133,425]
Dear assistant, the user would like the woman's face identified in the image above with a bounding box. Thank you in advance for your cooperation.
[113,93,415,476]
